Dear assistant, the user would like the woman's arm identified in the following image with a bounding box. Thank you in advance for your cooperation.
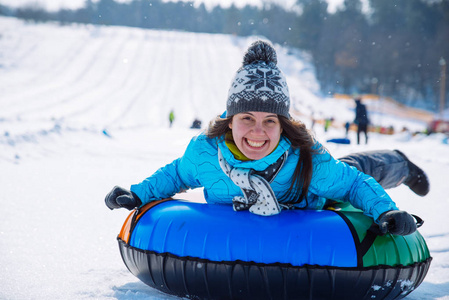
[309,146,398,221]
[130,136,204,205]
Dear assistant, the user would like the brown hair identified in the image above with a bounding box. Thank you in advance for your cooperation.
[206,114,319,206]
[278,115,318,205]
[205,116,232,139]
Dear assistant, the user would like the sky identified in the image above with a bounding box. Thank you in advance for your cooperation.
[0,15,448,300]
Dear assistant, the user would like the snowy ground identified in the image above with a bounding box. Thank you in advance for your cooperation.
[1,16,448,299]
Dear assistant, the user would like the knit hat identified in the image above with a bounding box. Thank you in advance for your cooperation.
[226,40,290,118]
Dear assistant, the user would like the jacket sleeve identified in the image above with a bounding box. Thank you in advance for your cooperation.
[130,136,203,205]
[309,145,398,221]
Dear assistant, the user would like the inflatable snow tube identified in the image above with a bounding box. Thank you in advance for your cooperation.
[327,138,351,144]
[117,199,431,300]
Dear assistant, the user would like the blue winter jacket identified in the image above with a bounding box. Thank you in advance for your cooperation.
[131,132,398,221]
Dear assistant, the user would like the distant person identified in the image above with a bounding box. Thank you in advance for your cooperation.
[388,126,395,135]
[191,118,202,129]
[169,110,175,128]
[354,98,369,144]
[310,111,316,130]
[345,121,350,137]
[324,118,332,132]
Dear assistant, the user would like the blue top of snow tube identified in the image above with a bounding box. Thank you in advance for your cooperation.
[129,200,358,267]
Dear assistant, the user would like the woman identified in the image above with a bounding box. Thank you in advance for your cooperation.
[105,40,429,236]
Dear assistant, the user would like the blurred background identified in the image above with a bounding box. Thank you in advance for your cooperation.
[1,0,448,130]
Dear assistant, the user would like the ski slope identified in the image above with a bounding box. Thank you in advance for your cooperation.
[1,16,448,299]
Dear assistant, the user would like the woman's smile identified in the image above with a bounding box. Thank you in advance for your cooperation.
[246,138,267,148]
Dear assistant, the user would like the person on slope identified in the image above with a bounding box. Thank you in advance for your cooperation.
[105,40,429,236]
[354,97,369,144]
[169,109,175,128]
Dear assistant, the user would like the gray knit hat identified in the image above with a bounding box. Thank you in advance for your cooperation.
[226,40,290,118]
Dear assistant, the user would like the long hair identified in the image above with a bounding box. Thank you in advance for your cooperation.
[206,114,318,205]
[278,115,318,205]
[206,116,232,139]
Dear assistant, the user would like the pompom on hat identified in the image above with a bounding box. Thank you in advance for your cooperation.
[226,40,290,118]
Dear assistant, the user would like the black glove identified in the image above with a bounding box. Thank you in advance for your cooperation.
[105,186,142,210]
[377,210,417,236]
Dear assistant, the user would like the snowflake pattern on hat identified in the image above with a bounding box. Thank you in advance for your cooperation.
[227,61,290,118]
[246,68,283,92]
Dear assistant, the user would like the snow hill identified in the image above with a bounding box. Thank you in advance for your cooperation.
[0,16,448,299]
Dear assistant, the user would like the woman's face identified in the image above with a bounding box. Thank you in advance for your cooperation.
[229,111,282,160]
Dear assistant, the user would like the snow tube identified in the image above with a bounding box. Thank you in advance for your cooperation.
[327,138,351,144]
[117,199,431,300]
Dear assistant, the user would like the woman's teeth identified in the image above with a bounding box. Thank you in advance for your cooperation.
[246,139,265,148]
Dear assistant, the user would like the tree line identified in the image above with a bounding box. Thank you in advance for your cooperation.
[1,0,448,112]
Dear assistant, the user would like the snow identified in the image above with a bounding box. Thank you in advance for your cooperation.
[1,16,448,299]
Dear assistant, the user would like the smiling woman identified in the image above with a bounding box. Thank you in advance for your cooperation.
[105,39,430,297]
[106,38,428,225]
